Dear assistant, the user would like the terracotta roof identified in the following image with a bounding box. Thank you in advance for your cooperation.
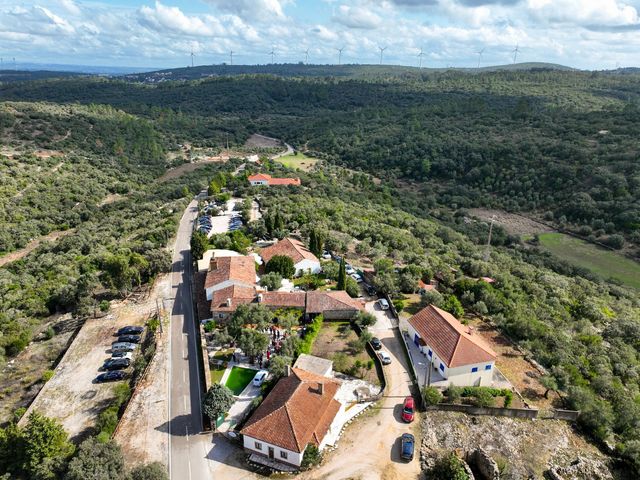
[204,256,256,290]
[259,291,306,308]
[248,173,301,186]
[241,368,341,453]
[306,291,364,314]
[480,277,496,284]
[418,279,436,291]
[259,237,319,265]
[210,284,257,312]
[408,305,496,368]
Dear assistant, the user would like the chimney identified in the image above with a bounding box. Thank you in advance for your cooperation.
[209,258,218,271]
[257,293,264,303]
[317,382,324,395]
[286,365,292,377]
[226,298,232,307]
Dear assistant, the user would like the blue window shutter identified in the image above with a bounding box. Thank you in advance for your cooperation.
[471,367,478,373]
[428,349,432,357]
[485,364,492,370]
[439,363,445,372]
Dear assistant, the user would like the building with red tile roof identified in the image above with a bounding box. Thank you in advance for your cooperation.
[240,368,341,467]
[259,237,321,276]
[306,291,364,320]
[405,305,497,386]
[248,173,301,187]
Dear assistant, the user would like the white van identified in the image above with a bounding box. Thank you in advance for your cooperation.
[378,298,390,310]
[111,342,136,352]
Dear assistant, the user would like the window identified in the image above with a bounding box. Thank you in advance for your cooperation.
[218,313,225,319]
[427,349,432,358]
[471,367,478,373]
[439,363,445,372]
[280,451,288,460]
[254,442,262,450]
[485,364,492,370]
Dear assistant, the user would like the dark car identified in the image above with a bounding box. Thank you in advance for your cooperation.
[402,396,415,423]
[116,326,144,336]
[366,284,377,296]
[371,337,382,350]
[102,358,130,371]
[96,371,126,383]
[118,334,142,344]
[400,433,415,461]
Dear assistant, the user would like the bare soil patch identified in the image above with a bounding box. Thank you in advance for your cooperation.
[244,133,282,148]
[157,158,227,183]
[34,149,64,159]
[0,229,75,268]
[469,208,555,236]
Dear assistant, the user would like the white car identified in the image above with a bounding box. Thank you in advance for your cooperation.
[378,298,390,310]
[378,351,392,365]
[350,273,363,283]
[252,370,269,387]
[345,265,355,275]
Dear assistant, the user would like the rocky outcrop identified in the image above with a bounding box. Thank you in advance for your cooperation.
[547,457,614,480]
[466,449,500,480]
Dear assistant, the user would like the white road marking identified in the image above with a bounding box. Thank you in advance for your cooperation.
[183,395,187,411]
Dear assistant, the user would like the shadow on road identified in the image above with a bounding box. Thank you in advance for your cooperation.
[155,414,195,436]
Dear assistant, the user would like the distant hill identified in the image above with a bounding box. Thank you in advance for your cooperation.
[0,70,87,83]
[122,62,576,83]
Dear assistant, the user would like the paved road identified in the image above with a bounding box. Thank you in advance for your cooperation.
[168,198,213,480]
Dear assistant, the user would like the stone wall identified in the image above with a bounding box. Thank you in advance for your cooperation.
[427,403,539,419]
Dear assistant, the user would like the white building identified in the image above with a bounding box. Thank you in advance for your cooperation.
[404,305,497,387]
[240,368,341,468]
[258,237,321,276]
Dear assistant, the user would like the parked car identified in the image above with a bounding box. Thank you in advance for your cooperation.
[116,326,144,336]
[400,433,415,461]
[402,396,415,423]
[345,265,355,275]
[350,273,363,283]
[102,358,131,371]
[111,342,137,353]
[252,370,268,387]
[371,337,382,350]
[322,251,332,260]
[118,334,142,344]
[96,371,126,383]
[366,284,377,296]
[111,351,133,360]
[378,298,390,310]
[378,351,392,365]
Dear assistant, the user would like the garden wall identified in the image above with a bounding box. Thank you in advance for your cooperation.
[352,322,387,402]
[427,403,539,419]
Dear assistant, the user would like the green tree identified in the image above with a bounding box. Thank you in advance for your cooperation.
[190,231,209,261]
[238,328,270,362]
[301,444,322,470]
[265,255,296,278]
[202,384,234,427]
[540,375,558,399]
[22,411,74,477]
[268,355,293,380]
[64,438,126,480]
[423,386,443,406]
[231,304,273,335]
[428,453,469,480]
[474,388,495,407]
[259,272,282,291]
[336,258,347,291]
[130,462,169,480]
[441,294,464,318]
[354,311,376,328]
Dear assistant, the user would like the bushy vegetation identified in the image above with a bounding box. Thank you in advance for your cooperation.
[298,315,323,356]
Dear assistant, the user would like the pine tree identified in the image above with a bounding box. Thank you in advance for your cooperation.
[337,257,346,291]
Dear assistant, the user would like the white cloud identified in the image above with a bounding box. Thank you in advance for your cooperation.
[333,5,383,29]
[138,2,226,37]
[203,0,291,20]
[527,0,640,27]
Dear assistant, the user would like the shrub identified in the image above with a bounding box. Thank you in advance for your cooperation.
[423,386,443,406]
[445,384,462,403]
[298,315,323,355]
[42,370,55,382]
[265,255,296,278]
[474,388,495,407]
[354,311,376,327]
[301,444,322,470]
[332,352,349,373]
[99,300,111,312]
[259,271,282,291]
[503,390,513,408]
[203,320,216,333]
[428,452,470,480]
[392,299,405,312]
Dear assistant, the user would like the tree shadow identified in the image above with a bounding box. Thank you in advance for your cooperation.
[155,414,194,437]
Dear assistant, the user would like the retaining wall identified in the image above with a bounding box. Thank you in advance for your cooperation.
[428,403,539,419]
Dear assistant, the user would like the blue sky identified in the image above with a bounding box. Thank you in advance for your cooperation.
[1,0,639,70]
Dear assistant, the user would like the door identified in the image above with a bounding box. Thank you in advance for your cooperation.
[268,447,274,459]
[414,334,420,347]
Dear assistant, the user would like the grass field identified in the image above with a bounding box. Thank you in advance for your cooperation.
[210,364,226,385]
[538,232,640,289]
[275,152,319,171]
[224,366,256,395]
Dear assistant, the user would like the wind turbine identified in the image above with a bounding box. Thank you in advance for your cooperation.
[229,50,234,65]
[190,50,195,67]
[512,44,520,64]
[476,48,485,69]
[378,46,387,65]
[269,46,275,64]
[337,46,344,65]
[304,48,309,64]
[13,57,16,70]
[417,48,425,68]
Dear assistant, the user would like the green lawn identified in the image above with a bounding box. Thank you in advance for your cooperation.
[538,233,640,289]
[210,364,226,385]
[224,366,257,395]
[275,152,319,171]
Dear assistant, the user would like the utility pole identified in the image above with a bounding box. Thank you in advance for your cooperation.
[484,215,496,261]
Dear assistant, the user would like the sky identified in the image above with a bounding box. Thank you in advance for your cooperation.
[1,0,639,70]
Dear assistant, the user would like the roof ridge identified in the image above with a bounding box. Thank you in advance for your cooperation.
[282,402,304,452]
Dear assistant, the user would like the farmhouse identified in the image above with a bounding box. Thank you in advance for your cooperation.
[248,173,301,187]
[204,255,258,321]
[240,368,341,468]
[306,290,364,320]
[259,237,321,276]
[405,305,497,386]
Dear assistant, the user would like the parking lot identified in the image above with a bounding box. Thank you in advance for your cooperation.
[198,198,260,237]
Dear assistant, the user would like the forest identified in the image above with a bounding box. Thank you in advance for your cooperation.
[2,69,640,254]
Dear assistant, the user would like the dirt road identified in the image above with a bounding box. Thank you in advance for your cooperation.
[302,328,422,480]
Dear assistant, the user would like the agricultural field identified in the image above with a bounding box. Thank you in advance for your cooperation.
[274,152,319,171]
[538,233,640,289]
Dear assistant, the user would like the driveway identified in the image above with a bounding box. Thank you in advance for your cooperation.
[365,299,396,332]
[301,327,422,480]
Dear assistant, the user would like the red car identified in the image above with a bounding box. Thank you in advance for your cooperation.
[401,396,415,423]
